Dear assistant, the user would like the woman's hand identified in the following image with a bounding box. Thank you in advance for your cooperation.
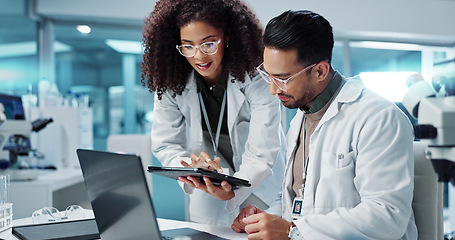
[178,175,235,201]
[180,151,223,173]
[179,151,234,200]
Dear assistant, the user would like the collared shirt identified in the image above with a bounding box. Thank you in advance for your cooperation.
[300,72,343,114]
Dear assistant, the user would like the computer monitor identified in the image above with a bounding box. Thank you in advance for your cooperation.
[0,93,25,120]
[0,93,31,153]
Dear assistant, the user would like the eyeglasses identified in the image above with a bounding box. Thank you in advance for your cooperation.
[32,205,85,224]
[176,34,223,57]
[256,62,319,92]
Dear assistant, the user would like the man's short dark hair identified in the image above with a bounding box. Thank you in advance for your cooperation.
[263,10,334,66]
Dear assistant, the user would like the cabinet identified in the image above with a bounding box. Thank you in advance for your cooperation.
[30,107,93,168]
[9,168,89,219]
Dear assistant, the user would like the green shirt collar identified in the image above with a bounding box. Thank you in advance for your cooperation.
[195,71,228,94]
[301,72,343,114]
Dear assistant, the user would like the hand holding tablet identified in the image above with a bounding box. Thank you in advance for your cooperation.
[147,167,251,189]
[149,152,250,200]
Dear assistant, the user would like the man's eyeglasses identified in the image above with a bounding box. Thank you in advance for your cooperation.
[176,34,223,57]
[256,62,317,92]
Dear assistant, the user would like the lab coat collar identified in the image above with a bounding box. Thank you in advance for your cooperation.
[181,70,252,134]
[182,71,198,97]
[333,73,364,104]
[182,70,251,96]
[314,72,365,133]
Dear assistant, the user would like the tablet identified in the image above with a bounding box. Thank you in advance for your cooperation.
[147,166,251,189]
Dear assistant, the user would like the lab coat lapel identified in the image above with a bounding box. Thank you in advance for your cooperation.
[314,74,364,133]
[286,111,303,165]
[180,73,203,154]
[226,75,246,133]
[282,110,304,219]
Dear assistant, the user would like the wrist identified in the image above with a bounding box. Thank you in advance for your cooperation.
[288,221,303,240]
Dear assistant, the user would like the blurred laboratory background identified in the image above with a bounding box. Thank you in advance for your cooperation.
[0,0,454,233]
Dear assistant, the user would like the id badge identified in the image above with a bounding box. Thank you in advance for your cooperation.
[291,197,304,219]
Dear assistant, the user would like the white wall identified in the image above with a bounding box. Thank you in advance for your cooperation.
[35,0,455,46]
[35,0,155,25]
[244,0,455,46]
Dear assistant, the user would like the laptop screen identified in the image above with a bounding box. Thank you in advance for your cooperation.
[76,149,162,240]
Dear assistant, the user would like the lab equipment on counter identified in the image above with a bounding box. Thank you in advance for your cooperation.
[0,93,53,180]
[0,174,12,233]
[402,70,455,185]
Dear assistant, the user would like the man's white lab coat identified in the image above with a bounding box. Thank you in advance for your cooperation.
[270,73,417,239]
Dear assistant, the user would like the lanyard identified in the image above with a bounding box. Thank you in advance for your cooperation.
[300,156,309,197]
[198,90,227,158]
[301,118,309,197]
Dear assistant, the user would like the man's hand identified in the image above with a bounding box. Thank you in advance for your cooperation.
[242,211,293,240]
[232,204,263,233]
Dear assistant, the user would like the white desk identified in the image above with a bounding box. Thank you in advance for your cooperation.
[158,218,248,239]
[9,168,89,219]
[0,210,248,240]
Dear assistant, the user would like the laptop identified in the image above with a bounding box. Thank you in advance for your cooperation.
[76,149,227,240]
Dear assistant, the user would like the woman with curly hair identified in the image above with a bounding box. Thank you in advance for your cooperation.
[141,0,285,226]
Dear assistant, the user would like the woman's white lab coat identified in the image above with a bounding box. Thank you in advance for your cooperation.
[273,74,417,239]
[151,71,285,226]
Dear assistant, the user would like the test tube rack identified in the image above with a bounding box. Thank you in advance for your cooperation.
[0,203,13,232]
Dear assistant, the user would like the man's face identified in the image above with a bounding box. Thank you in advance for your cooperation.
[263,47,317,109]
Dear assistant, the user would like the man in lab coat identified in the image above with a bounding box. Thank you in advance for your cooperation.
[231,10,417,239]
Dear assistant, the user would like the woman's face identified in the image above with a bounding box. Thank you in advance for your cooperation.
[179,21,226,83]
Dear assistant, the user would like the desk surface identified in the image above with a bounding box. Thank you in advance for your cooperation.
[0,210,248,240]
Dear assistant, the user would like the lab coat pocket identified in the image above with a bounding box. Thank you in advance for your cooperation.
[314,151,358,212]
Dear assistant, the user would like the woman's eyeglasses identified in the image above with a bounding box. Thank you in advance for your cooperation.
[176,34,223,57]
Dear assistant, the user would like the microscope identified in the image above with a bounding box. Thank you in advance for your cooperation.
[402,73,455,186]
[0,98,53,180]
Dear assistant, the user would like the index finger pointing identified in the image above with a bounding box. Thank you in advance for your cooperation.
[206,159,223,173]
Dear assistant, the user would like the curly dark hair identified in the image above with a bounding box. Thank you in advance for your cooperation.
[141,0,263,99]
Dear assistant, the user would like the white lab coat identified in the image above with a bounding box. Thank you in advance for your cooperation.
[151,71,285,226]
[269,73,417,239]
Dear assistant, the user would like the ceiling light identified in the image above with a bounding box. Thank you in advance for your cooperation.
[0,41,72,58]
[105,39,142,54]
[77,25,91,34]
[350,41,451,52]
